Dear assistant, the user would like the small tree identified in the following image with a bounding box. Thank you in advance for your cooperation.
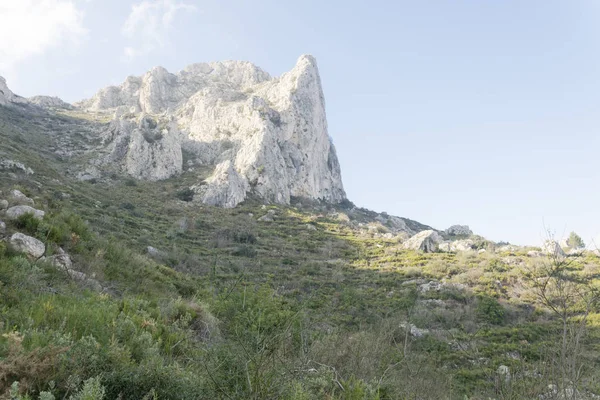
[526,236,599,399]
[567,231,585,249]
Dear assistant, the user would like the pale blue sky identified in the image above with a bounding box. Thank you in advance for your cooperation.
[2,0,599,246]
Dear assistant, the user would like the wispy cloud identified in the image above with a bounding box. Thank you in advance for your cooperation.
[121,0,197,62]
[0,0,88,73]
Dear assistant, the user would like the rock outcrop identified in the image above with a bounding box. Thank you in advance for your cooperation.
[0,77,27,106]
[445,225,473,236]
[28,95,73,110]
[79,55,346,207]
[97,115,183,181]
[403,230,442,253]
[541,240,566,258]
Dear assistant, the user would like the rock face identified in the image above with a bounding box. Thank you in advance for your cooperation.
[79,55,346,207]
[403,230,442,253]
[0,77,27,106]
[9,233,45,259]
[445,225,473,236]
[98,115,183,180]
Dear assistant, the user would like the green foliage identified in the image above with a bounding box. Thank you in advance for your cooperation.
[69,377,105,400]
[568,231,585,249]
[14,213,41,235]
[175,188,194,202]
[476,295,505,325]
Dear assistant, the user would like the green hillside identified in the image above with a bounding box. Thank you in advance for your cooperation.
[1,105,600,399]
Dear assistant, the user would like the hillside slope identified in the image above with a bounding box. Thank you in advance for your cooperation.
[1,77,600,399]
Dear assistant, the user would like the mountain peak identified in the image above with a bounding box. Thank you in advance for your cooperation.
[74,55,345,208]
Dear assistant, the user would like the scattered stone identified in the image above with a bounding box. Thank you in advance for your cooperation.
[8,190,34,206]
[146,246,163,257]
[306,224,317,231]
[43,248,73,270]
[445,225,473,236]
[258,209,276,222]
[439,239,475,253]
[9,233,45,258]
[403,230,442,253]
[5,205,45,221]
[400,323,429,338]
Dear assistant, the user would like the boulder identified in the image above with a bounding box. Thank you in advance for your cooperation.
[541,240,566,258]
[0,220,5,235]
[146,246,163,257]
[5,205,45,221]
[9,233,45,258]
[439,239,475,253]
[8,190,34,206]
[445,225,473,236]
[0,199,8,210]
[42,248,73,270]
[403,230,442,253]
[258,209,276,222]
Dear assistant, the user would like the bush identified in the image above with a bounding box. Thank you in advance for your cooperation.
[476,295,505,325]
[14,213,41,234]
[175,188,194,202]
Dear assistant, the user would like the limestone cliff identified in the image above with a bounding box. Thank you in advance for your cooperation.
[79,55,346,207]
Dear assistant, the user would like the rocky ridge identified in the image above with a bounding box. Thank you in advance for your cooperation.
[76,55,346,208]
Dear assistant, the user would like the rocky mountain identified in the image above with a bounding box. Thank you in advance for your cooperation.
[76,55,346,208]
[0,76,27,106]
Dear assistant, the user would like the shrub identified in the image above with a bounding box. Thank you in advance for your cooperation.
[476,295,505,325]
[175,188,194,202]
[14,213,41,234]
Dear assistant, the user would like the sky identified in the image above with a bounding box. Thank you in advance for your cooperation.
[0,0,599,246]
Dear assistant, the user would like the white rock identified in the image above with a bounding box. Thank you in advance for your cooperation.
[403,230,442,253]
[9,233,45,258]
[79,55,346,207]
[146,246,162,257]
[196,159,248,208]
[541,240,566,258]
[497,365,511,382]
[439,239,475,253]
[100,115,182,181]
[5,205,45,221]
[8,190,34,206]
